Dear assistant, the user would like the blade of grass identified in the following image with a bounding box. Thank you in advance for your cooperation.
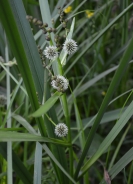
[34,142,42,184]
[69,60,133,103]
[39,0,58,74]
[0,131,70,146]
[11,0,44,100]
[58,61,133,120]
[110,147,133,180]
[128,160,133,184]
[42,144,76,184]
[2,79,23,128]
[71,107,127,146]
[0,142,33,184]
[74,99,88,183]
[0,128,25,131]
[30,91,61,117]
[74,22,133,180]
[5,33,12,184]
[82,107,127,127]
[108,123,131,170]
[57,18,76,181]
[0,0,46,136]
[0,70,6,81]
[80,99,133,179]
[39,1,70,182]
[100,149,133,184]
[43,85,69,184]
[65,3,133,74]
[12,114,37,134]
[0,62,27,95]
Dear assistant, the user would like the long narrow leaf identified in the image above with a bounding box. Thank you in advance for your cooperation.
[0,143,33,184]
[74,18,133,180]
[65,3,133,74]
[100,147,133,184]
[30,91,61,117]
[0,131,70,146]
[12,114,37,134]
[80,100,133,178]
[42,144,76,184]
[34,142,42,184]
[39,1,69,183]
[0,0,46,136]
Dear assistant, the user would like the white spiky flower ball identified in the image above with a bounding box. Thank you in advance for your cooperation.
[51,75,69,92]
[43,46,58,60]
[63,38,77,55]
[55,123,68,137]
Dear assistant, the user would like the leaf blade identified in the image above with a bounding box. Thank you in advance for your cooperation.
[30,92,61,117]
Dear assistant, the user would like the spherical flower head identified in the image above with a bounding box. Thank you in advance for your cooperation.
[43,46,58,60]
[51,75,69,92]
[0,95,7,107]
[55,123,68,137]
[63,38,77,55]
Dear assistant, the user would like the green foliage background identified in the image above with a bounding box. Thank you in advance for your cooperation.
[0,0,133,184]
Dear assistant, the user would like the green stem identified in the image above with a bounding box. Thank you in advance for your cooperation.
[23,95,29,167]
[5,33,13,184]
[45,113,56,126]
[0,108,2,126]
[57,58,63,75]
[105,145,111,169]
[128,160,133,184]
[57,58,73,180]
[49,34,73,179]
[49,37,72,183]
[61,91,73,180]
[108,89,133,170]
[70,86,88,183]
[108,123,131,170]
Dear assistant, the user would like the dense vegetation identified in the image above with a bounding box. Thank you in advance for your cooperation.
[0,0,133,183]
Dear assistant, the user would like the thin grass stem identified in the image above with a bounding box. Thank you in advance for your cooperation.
[5,33,12,184]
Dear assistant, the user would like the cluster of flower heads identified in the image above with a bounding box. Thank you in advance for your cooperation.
[51,75,69,93]
[27,13,75,139]
[43,38,77,61]
[55,123,68,137]
[43,38,77,93]
[42,37,77,137]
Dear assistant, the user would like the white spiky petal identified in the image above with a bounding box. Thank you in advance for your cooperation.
[63,38,77,55]
[51,75,69,92]
[43,46,58,60]
[55,123,68,137]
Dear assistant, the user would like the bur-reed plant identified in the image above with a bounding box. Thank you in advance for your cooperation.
[1,0,133,184]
